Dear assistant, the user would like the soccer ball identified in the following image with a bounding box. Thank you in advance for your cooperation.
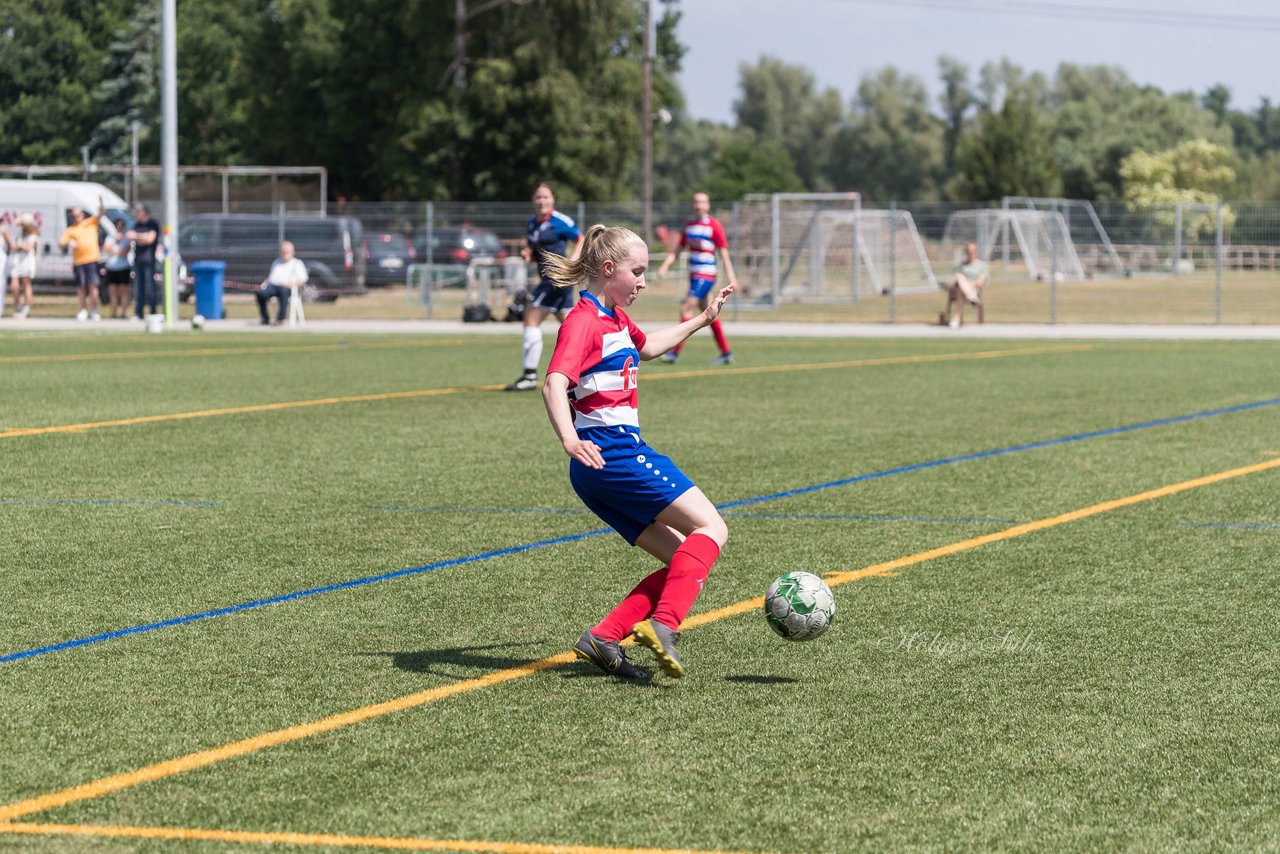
[764,571,835,641]
[191,314,205,330]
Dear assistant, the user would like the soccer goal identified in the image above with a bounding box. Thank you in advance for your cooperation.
[734,193,937,303]
[942,208,1085,281]
[1002,197,1126,277]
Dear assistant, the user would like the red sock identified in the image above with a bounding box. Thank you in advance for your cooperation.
[650,533,720,630]
[592,566,668,642]
[673,311,694,355]
[710,317,729,354]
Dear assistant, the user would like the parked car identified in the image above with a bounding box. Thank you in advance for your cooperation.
[363,232,417,287]
[177,213,366,301]
[411,226,506,269]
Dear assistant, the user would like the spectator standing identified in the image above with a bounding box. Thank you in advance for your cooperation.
[103,218,133,319]
[58,197,107,321]
[126,204,160,320]
[8,213,39,319]
[256,241,307,326]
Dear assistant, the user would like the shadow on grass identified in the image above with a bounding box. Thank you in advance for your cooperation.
[365,641,547,679]
[724,674,800,685]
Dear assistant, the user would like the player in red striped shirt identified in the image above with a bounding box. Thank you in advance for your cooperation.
[541,224,734,679]
[656,191,737,365]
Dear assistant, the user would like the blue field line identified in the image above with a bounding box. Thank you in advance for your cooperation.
[717,397,1280,511]
[1183,521,1280,531]
[0,498,221,509]
[723,511,1020,525]
[3,395,1278,665]
[0,529,611,664]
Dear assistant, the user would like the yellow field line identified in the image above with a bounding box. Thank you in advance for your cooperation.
[644,343,1095,382]
[0,344,1092,441]
[0,338,470,365]
[0,822,759,854]
[1,454,1275,826]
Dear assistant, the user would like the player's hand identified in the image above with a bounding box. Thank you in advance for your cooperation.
[703,282,735,322]
[564,438,605,469]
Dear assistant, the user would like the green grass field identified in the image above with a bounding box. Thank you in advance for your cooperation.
[2,329,1279,853]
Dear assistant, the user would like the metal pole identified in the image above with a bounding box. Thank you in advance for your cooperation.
[852,193,861,302]
[221,169,229,215]
[731,201,740,322]
[640,0,653,247]
[320,169,328,216]
[277,201,286,243]
[1174,204,1183,274]
[889,201,897,323]
[1050,222,1058,324]
[770,194,780,305]
[129,120,140,206]
[1001,196,1010,274]
[425,201,435,317]
[160,0,179,329]
[1215,203,1223,324]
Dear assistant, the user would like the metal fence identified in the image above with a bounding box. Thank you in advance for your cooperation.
[87,197,1280,326]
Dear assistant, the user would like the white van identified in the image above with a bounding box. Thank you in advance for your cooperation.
[0,180,131,284]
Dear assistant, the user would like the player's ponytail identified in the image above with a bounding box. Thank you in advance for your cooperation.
[541,224,644,291]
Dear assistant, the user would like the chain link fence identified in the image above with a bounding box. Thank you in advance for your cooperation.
[139,198,1280,326]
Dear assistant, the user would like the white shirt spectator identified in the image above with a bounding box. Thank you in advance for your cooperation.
[265,257,308,288]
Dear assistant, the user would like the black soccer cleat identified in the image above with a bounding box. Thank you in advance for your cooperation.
[573,630,650,679]
[631,618,684,678]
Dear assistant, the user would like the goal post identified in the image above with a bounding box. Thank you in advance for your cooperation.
[735,192,938,304]
[943,208,1085,281]
[1001,196,1126,277]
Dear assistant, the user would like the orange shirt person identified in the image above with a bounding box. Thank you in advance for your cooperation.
[58,196,107,321]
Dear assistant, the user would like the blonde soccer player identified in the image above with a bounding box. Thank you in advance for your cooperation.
[540,224,734,679]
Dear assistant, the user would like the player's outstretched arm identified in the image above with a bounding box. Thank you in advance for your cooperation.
[639,283,735,360]
[542,371,604,469]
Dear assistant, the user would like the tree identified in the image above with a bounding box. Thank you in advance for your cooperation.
[90,0,160,164]
[734,56,842,191]
[937,55,974,177]
[830,67,943,202]
[952,89,1060,200]
[1050,63,1227,200]
[0,0,133,164]
[705,135,803,203]
[1120,139,1236,239]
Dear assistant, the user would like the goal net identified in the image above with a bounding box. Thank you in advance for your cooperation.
[735,193,937,303]
[942,209,1084,281]
[1002,197,1126,277]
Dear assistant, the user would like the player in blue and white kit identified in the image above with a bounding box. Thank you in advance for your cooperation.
[506,182,584,391]
[541,224,735,680]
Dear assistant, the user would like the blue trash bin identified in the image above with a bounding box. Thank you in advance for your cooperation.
[190,261,226,320]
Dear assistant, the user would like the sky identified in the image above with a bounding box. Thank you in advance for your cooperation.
[676,0,1279,125]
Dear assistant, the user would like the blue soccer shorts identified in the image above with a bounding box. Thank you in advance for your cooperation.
[686,275,716,301]
[569,438,695,545]
[529,281,576,314]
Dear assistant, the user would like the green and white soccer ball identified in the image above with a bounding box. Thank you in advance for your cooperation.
[764,571,835,641]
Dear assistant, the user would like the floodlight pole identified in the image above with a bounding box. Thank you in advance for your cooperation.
[641,0,654,246]
[161,0,179,329]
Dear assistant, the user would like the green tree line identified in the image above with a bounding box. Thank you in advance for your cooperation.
[3,0,1279,203]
